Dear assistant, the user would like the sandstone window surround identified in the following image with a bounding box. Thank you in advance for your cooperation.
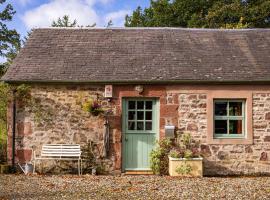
[214,99,245,138]
[207,91,253,144]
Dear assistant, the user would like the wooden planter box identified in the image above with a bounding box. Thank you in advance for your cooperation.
[168,156,203,177]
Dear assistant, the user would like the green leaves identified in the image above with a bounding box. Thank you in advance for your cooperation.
[125,0,270,28]
[0,0,20,76]
[0,0,20,58]
[150,138,172,175]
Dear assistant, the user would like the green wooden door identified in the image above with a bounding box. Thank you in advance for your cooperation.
[122,99,158,171]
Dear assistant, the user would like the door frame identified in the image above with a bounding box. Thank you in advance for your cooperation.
[121,97,160,172]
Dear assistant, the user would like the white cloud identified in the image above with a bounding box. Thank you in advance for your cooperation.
[22,0,100,29]
[105,10,131,27]
[21,0,128,29]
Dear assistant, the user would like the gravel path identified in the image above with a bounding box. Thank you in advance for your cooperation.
[0,175,270,199]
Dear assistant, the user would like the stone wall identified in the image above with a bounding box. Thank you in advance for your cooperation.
[9,85,121,174]
[168,90,270,175]
[7,84,270,175]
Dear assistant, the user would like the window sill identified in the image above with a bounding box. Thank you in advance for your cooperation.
[214,134,245,139]
[208,136,253,145]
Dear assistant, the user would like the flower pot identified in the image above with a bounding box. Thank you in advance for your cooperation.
[168,156,203,177]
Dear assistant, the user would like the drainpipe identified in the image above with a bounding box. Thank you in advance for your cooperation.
[12,89,16,173]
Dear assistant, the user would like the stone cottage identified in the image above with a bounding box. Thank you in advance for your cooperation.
[2,28,270,175]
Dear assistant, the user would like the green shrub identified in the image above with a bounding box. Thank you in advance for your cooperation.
[150,138,172,175]
[184,149,193,159]
[169,149,180,158]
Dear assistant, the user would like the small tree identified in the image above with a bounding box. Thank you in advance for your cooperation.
[0,0,21,77]
[106,20,113,28]
[52,15,77,27]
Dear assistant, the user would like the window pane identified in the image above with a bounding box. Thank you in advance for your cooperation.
[128,111,135,120]
[145,122,152,130]
[137,111,144,120]
[215,102,227,116]
[229,102,242,116]
[137,101,144,109]
[128,121,135,130]
[215,120,227,134]
[229,120,242,134]
[128,101,135,109]
[146,101,153,110]
[137,122,144,130]
[146,111,152,120]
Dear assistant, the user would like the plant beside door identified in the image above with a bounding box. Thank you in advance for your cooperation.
[168,133,203,177]
[150,133,203,177]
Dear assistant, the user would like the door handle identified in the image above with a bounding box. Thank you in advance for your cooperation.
[125,137,128,141]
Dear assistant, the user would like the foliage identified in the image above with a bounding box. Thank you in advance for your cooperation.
[150,138,171,175]
[125,0,270,28]
[15,84,31,103]
[82,99,104,116]
[81,141,96,174]
[106,20,113,28]
[0,82,11,125]
[184,149,193,159]
[0,82,53,139]
[52,15,77,27]
[81,140,107,175]
[95,164,107,175]
[0,82,13,163]
[169,149,182,158]
[150,133,201,174]
[175,162,192,175]
[0,142,7,164]
[0,0,21,75]
[21,30,33,47]
[170,132,201,159]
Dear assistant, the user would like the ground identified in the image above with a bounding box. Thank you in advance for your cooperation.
[0,175,270,199]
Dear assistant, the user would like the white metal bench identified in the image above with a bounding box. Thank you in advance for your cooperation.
[33,144,82,175]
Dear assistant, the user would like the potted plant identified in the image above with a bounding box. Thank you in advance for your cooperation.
[168,133,203,177]
[82,99,104,116]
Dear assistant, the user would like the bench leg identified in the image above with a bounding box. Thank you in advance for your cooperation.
[33,160,36,174]
[78,160,80,175]
[81,159,83,174]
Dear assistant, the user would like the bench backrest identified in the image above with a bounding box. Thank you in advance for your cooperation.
[41,144,81,158]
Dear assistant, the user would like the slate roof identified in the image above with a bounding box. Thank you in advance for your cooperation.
[2,28,270,83]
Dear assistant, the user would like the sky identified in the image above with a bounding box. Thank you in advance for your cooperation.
[6,0,150,38]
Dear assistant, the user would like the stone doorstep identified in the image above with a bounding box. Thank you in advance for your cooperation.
[124,171,153,175]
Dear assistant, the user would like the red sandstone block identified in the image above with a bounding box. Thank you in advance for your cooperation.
[160,130,165,138]
[108,116,121,129]
[159,96,166,104]
[113,130,122,143]
[16,149,32,163]
[160,118,165,128]
[173,94,179,104]
[114,153,121,170]
[160,105,179,117]
[113,143,121,153]
[17,122,32,136]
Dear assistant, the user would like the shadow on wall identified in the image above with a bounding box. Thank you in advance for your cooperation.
[203,159,270,176]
